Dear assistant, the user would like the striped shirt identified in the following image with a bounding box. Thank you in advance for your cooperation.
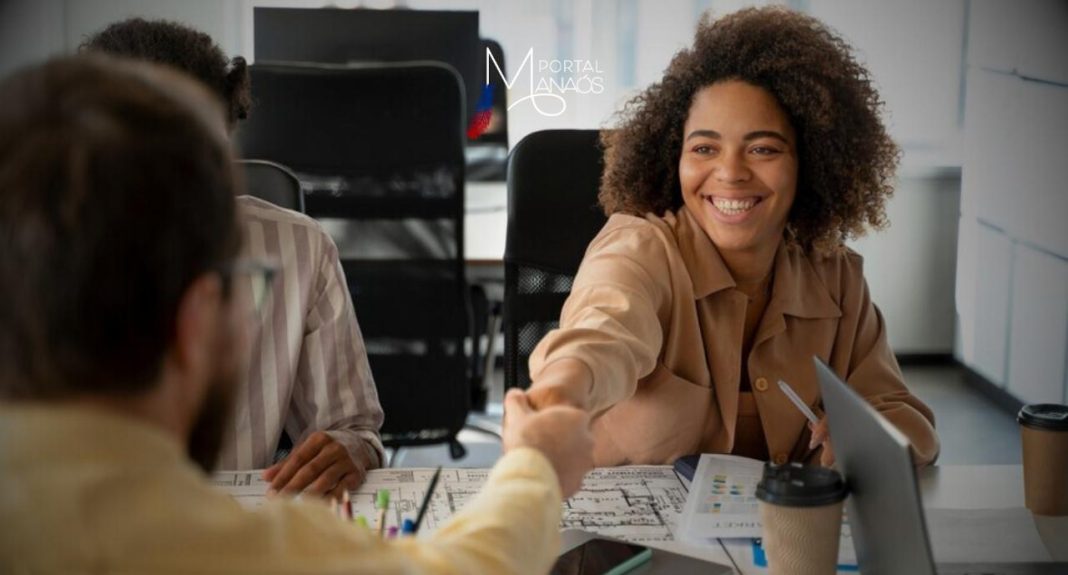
[216,196,384,470]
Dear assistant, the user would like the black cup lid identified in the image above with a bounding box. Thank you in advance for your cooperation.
[1017,404,1068,431]
[755,462,847,507]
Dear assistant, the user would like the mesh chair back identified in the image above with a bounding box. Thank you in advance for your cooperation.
[237,62,471,448]
[504,130,607,390]
[237,159,304,213]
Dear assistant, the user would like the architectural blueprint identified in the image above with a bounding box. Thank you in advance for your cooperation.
[212,465,688,542]
[560,466,688,542]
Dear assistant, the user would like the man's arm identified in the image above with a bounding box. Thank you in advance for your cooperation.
[230,391,592,575]
[389,391,592,574]
[264,231,385,497]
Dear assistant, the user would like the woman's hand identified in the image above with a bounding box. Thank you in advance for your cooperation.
[525,358,593,411]
[526,381,589,411]
[503,389,594,498]
[808,417,836,467]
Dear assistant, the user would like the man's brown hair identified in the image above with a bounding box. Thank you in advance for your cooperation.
[0,55,240,399]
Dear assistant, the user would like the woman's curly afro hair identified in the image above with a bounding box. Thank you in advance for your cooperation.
[599,6,900,254]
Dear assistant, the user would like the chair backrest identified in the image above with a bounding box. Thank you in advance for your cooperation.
[236,159,304,213]
[237,62,471,449]
[504,130,608,390]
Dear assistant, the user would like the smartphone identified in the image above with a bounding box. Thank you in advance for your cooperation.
[550,538,653,575]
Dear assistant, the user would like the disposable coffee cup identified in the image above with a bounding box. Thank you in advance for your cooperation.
[1017,403,1068,516]
[756,462,847,575]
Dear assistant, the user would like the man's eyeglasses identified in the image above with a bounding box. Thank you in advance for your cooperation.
[217,258,278,314]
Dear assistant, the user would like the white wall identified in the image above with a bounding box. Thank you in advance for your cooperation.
[0,0,65,77]
[0,0,969,165]
[0,0,246,77]
[808,0,966,154]
[850,172,961,354]
[956,0,1068,404]
[806,0,965,353]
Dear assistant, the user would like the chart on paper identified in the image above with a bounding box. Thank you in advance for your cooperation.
[678,454,766,541]
[212,465,689,542]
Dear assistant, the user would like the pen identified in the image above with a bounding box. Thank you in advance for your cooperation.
[412,466,442,534]
[777,379,820,425]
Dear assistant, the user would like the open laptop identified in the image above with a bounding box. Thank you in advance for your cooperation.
[813,357,1064,575]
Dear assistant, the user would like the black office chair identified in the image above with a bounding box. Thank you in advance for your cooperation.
[503,130,608,390]
[236,159,305,213]
[237,62,474,458]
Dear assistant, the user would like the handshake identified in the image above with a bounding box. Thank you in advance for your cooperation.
[502,386,594,498]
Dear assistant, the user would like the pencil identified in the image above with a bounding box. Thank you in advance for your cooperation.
[412,466,443,534]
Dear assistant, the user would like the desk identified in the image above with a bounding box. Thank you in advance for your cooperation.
[704,465,1067,574]
[464,181,507,264]
[214,464,1065,574]
[919,465,1067,562]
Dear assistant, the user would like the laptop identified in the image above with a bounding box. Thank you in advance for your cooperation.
[813,357,1064,575]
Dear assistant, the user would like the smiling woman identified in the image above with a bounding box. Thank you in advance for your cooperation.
[679,81,798,272]
[524,6,939,469]
[599,6,900,256]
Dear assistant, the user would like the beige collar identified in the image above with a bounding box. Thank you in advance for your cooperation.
[675,205,841,320]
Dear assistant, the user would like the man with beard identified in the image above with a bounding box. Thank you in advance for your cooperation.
[0,55,593,574]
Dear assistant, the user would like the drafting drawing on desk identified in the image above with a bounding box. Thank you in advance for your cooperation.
[561,466,689,543]
[347,468,490,532]
[211,466,689,543]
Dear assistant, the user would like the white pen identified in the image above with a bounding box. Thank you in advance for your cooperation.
[777,379,820,425]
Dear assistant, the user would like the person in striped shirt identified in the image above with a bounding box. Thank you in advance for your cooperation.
[83,18,385,498]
